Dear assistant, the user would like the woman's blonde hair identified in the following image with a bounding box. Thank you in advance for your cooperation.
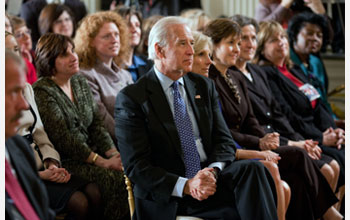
[74,11,129,68]
[181,9,211,32]
[192,31,213,56]
[253,21,293,67]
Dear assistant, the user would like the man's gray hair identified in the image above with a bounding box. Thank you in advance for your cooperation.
[148,16,189,60]
[5,49,26,71]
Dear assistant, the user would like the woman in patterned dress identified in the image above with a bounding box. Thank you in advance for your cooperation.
[33,33,128,220]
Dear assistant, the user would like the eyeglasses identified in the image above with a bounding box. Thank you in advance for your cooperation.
[15,29,31,39]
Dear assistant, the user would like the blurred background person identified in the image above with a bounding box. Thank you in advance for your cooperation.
[20,0,87,48]
[136,15,163,58]
[181,8,211,32]
[75,11,133,145]
[10,15,37,84]
[114,6,153,82]
[38,3,76,38]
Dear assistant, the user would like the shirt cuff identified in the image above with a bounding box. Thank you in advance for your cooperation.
[208,162,225,171]
[171,177,188,198]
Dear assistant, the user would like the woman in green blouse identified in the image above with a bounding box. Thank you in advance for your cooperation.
[33,33,128,220]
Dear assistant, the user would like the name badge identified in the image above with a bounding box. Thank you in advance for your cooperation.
[299,83,320,102]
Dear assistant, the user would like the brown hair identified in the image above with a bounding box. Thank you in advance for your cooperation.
[136,15,163,56]
[203,18,241,45]
[230,14,259,33]
[253,21,293,67]
[74,11,129,68]
[9,16,26,30]
[35,33,75,77]
[38,3,76,37]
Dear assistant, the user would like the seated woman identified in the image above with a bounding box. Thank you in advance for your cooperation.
[232,14,344,212]
[38,3,76,38]
[287,12,338,119]
[192,30,290,220]
[75,11,133,145]
[114,6,153,82]
[136,15,164,58]
[6,30,102,220]
[253,20,344,219]
[33,33,128,220]
[203,18,340,220]
[9,15,37,84]
[19,84,102,220]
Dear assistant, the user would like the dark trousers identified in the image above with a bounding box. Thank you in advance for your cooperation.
[178,160,278,220]
[275,146,338,220]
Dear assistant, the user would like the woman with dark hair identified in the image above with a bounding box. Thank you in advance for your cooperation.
[136,15,163,57]
[287,12,335,117]
[6,31,102,220]
[114,6,153,82]
[254,21,344,219]
[204,18,340,220]
[75,11,133,145]
[33,33,128,220]
[38,3,76,38]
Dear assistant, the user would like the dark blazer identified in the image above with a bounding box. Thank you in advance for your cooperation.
[115,69,237,219]
[209,64,264,150]
[232,64,304,145]
[5,135,55,220]
[259,64,335,144]
[20,0,87,47]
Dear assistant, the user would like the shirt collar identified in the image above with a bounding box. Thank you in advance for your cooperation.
[153,66,184,92]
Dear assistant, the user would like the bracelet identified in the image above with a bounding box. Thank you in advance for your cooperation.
[92,153,99,164]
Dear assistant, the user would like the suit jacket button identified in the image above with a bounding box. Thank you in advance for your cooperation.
[236,125,239,129]
[267,125,271,129]
[267,112,271,116]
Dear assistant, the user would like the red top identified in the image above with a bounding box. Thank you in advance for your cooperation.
[24,58,37,84]
[278,65,316,108]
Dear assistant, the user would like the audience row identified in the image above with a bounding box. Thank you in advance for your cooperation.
[5,3,345,220]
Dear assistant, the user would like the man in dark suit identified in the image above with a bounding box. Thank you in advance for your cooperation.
[5,49,55,220]
[115,16,278,220]
[20,0,87,48]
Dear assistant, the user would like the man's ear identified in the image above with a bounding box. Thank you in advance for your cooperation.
[155,43,165,59]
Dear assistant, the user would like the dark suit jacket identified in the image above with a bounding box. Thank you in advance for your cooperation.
[209,64,264,150]
[260,64,335,144]
[115,68,236,219]
[20,0,87,47]
[5,135,55,220]
[232,64,304,145]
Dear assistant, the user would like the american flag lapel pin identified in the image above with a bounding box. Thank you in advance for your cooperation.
[195,95,201,99]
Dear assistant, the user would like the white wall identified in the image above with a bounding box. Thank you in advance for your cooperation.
[201,0,259,18]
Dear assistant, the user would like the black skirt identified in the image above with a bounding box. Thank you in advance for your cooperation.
[43,175,90,213]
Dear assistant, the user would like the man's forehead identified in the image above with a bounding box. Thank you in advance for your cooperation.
[168,24,193,40]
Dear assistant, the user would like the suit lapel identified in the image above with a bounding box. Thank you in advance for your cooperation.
[146,70,184,157]
[246,65,270,103]
[211,67,242,118]
[183,75,210,151]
